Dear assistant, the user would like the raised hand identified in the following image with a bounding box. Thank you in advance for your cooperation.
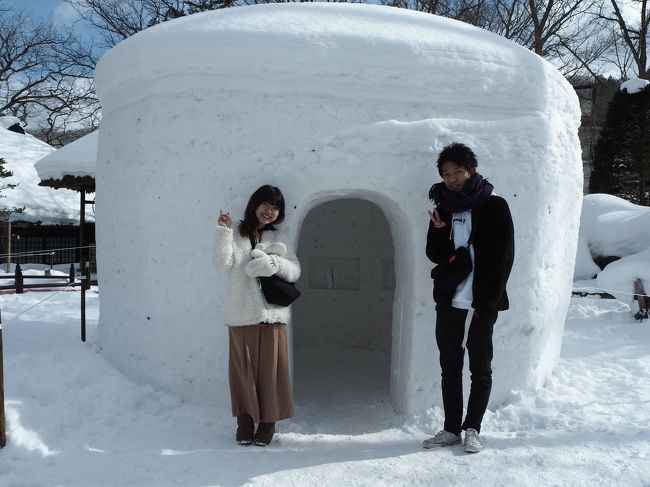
[218,209,232,228]
[428,208,446,228]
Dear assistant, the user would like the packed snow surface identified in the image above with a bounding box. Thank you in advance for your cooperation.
[0,291,648,486]
[0,128,82,224]
[597,247,650,308]
[35,131,97,180]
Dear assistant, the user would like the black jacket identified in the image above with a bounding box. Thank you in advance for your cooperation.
[426,195,515,313]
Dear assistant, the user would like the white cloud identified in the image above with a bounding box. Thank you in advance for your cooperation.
[52,0,80,25]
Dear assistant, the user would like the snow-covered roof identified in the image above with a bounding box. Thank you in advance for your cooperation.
[0,116,22,130]
[35,131,97,191]
[620,77,649,94]
[0,128,85,225]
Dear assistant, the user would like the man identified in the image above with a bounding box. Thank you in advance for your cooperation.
[423,142,514,453]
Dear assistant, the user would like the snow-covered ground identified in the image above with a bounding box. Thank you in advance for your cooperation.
[0,290,648,486]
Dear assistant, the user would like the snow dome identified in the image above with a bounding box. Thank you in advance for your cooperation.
[94,4,582,414]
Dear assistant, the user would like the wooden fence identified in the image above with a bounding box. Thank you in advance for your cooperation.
[0,264,76,293]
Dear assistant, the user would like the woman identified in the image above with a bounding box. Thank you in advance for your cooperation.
[214,185,301,447]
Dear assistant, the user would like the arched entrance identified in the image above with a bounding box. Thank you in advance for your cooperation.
[292,198,395,428]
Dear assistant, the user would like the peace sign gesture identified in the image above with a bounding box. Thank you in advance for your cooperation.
[218,209,232,228]
[428,208,446,228]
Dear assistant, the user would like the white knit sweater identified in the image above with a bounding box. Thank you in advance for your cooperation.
[214,225,301,327]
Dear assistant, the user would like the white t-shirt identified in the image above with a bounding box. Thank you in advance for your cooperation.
[450,209,475,310]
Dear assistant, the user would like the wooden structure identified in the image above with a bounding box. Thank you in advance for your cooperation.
[38,176,96,341]
[0,263,77,293]
[1,221,95,268]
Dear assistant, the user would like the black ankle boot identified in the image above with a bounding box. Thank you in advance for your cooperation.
[254,422,276,446]
[236,414,254,445]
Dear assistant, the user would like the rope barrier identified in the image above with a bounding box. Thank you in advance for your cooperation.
[0,245,96,259]
[573,286,650,299]
[0,281,81,328]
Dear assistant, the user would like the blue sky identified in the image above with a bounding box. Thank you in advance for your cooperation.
[4,0,101,49]
[4,0,79,23]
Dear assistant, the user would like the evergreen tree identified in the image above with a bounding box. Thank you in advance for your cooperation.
[0,157,21,219]
[590,84,650,205]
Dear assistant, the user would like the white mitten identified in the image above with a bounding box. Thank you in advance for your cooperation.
[260,242,287,257]
[245,253,277,277]
[251,248,267,259]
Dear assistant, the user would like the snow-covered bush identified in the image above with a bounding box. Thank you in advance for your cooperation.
[575,193,650,308]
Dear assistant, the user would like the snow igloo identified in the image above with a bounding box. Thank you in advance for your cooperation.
[94,4,582,414]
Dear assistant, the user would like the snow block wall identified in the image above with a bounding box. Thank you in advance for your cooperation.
[94,4,582,414]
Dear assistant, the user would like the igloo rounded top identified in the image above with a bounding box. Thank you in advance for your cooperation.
[96,3,569,113]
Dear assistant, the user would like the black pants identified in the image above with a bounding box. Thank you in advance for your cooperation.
[435,305,497,435]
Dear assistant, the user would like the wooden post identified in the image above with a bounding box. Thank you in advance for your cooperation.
[1,309,6,448]
[2,220,10,273]
[80,188,86,342]
[15,264,23,294]
[634,279,649,321]
[69,263,75,284]
[81,267,89,343]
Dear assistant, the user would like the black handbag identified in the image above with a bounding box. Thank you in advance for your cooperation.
[431,244,472,295]
[259,275,301,306]
[249,235,301,307]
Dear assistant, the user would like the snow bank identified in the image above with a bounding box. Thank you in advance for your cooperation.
[35,130,97,180]
[576,193,650,268]
[0,128,81,224]
[597,247,650,308]
[573,236,601,280]
[574,194,650,306]
[94,3,582,413]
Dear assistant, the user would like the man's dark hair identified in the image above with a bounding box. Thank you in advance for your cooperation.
[436,143,478,175]
[238,185,286,239]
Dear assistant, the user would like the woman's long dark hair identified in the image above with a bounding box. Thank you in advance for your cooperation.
[238,185,286,239]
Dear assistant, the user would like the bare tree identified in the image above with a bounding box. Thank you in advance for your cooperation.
[380,0,611,79]
[598,0,649,78]
[65,0,362,50]
[65,0,251,48]
[379,0,491,19]
[0,7,100,143]
[65,0,169,48]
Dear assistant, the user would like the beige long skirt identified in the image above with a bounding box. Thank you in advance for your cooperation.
[228,324,294,424]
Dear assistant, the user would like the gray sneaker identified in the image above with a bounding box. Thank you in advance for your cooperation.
[422,430,462,449]
[463,428,484,453]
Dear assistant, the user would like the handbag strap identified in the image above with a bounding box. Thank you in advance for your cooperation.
[249,232,262,249]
